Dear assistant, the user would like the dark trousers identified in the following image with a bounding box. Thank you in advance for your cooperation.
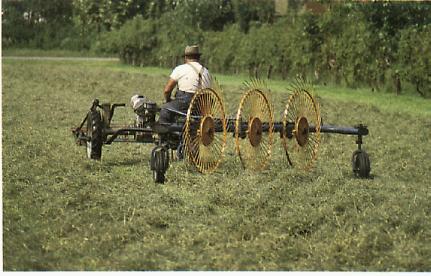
[159,90,194,123]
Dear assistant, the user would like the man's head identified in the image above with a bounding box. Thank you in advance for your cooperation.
[184,45,201,61]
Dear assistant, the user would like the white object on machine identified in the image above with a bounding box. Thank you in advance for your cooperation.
[130,94,147,126]
[131,95,147,111]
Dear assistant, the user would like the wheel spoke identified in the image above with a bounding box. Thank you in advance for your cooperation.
[282,80,321,170]
[235,88,273,170]
[184,88,226,173]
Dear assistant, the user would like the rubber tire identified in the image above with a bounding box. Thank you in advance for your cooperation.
[352,149,371,178]
[86,110,103,160]
[176,140,184,160]
[153,170,165,184]
[151,146,169,184]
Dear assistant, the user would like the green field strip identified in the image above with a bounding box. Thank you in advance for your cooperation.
[3,58,429,117]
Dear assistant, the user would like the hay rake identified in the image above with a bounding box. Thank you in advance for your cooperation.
[72,78,370,183]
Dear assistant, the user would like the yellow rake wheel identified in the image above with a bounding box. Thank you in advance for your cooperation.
[235,89,274,170]
[282,81,321,170]
[183,88,227,173]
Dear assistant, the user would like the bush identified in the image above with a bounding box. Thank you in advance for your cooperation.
[4,0,429,99]
[91,30,122,55]
[154,12,204,68]
[397,25,431,97]
[203,24,244,74]
[113,16,158,66]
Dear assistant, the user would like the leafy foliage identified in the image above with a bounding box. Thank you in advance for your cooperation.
[2,0,74,48]
[2,1,430,97]
[397,25,431,97]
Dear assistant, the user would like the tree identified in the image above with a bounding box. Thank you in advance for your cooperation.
[2,0,73,46]
[232,0,275,32]
[397,25,431,97]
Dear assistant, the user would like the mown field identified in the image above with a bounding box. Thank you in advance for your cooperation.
[2,58,431,271]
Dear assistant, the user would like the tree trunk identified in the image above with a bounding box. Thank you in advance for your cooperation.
[416,80,425,97]
[267,64,273,79]
[254,65,259,79]
[394,73,401,95]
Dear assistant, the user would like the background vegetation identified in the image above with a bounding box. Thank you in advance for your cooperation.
[3,0,431,97]
[2,57,430,271]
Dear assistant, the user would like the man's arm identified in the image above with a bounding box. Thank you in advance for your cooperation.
[163,78,177,103]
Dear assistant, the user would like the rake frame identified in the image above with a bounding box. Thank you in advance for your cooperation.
[72,83,371,183]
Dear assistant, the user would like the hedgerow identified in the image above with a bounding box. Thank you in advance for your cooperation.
[3,1,430,97]
[89,3,430,97]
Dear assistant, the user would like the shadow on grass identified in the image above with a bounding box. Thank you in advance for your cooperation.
[102,158,146,167]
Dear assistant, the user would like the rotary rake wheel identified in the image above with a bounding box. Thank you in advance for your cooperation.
[183,87,227,173]
[235,83,274,170]
[282,79,321,170]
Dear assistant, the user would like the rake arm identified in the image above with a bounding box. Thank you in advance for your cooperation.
[313,124,368,136]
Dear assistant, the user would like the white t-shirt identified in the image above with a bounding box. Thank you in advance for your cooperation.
[169,62,211,93]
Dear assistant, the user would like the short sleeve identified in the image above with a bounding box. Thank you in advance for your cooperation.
[170,66,182,81]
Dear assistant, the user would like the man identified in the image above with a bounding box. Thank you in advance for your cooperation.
[159,45,211,123]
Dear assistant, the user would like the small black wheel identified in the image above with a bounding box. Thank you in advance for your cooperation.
[153,170,165,183]
[352,149,371,178]
[176,140,184,160]
[86,110,103,160]
[150,146,170,184]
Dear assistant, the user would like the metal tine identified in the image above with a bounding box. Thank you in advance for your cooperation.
[243,77,273,115]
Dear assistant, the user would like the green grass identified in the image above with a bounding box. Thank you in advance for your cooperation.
[2,58,431,271]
